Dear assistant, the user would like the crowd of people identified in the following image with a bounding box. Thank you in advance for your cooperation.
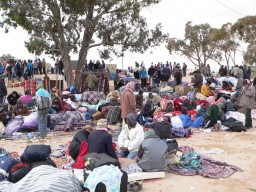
[0,57,255,190]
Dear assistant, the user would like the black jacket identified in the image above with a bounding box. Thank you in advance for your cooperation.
[69,129,90,160]
[148,67,155,76]
[0,78,7,97]
[88,130,118,159]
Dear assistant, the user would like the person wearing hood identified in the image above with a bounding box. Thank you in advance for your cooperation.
[137,129,168,172]
[239,79,255,128]
[118,113,144,159]
[120,81,137,119]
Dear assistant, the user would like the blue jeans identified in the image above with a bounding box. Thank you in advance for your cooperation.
[49,108,57,114]
[118,150,138,159]
[38,109,48,138]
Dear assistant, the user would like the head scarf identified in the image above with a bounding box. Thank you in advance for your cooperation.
[206,96,215,105]
[36,88,50,98]
[144,128,155,139]
[125,81,135,93]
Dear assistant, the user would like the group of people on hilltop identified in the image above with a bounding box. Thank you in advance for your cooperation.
[83,59,106,72]
[0,58,48,82]
[130,61,187,89]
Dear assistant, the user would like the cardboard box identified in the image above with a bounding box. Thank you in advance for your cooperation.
[175,85,191,95]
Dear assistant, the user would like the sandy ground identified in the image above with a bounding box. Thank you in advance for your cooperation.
[1,74,256,192]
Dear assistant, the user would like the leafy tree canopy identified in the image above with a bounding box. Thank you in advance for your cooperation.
[0,0,168,86]
[167,21,217,68]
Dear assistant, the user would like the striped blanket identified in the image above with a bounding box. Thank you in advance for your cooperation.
[0,165,82,192]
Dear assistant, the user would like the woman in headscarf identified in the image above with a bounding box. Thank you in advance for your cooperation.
[137,129,167,172]
[120,81,137,120]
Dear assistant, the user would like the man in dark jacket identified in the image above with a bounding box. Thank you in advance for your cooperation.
[148,64,155,86]
[0,75,7,104]
[192,70,203,104]
[69,125,94,160]
[88,119,118,159]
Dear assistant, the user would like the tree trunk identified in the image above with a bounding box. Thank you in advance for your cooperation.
[75,51,88,91]
[62,51,73,87]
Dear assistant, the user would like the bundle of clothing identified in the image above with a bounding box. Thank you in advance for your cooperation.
[168,146,242,178]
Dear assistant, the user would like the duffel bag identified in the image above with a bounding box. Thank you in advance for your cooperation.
[106,106,121,124]
[9,158,56,183]
[20,144,51,163]
[84,152,120,171]
[153,121,172,139]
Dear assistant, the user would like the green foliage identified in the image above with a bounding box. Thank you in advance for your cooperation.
[232,16,256,65]
[0,0,167,86]
[167,21,217,67]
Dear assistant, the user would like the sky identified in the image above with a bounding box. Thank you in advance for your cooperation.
[0,0,255,71]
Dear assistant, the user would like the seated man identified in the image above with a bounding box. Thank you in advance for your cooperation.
[88,119,118,159]
[135,89,144,109]
[141,100,154,120]
[12,100,30,117]
[69,125,94,160]
[201,81,213,97]
[7,91,20,106]
[118,113,144,159]
[18,90,33,104]
[147,92,160,106]
[137,129,167,172]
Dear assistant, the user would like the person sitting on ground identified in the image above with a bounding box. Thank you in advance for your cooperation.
[222,81,233,91]
[179,107,192,128]
[196,103,208,119]
[201,80,214,97]
[203,101,220,131]
[135,89,144,109]
[147,92,160,107]
[118,113,144,159]
[137,129,168,172]
[88,119,118,159]
[7,91,20,106]
[12,100,30,117]
[18,90,33,104]
[69,125,94,161]
[141,100,154,120]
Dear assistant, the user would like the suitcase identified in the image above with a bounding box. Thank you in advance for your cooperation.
[153,121,172,139]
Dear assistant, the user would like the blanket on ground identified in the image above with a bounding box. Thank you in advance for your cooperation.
[0,165,82,192]
[168,146,243,178]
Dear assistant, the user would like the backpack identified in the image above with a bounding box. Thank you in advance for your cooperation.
[6,65,12,72]
[222,117,246,132]
[9,159,56,183]
[84,152,120,171]
[153,121,172,139]
[36,96,51,110]
[106,106,121,124]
